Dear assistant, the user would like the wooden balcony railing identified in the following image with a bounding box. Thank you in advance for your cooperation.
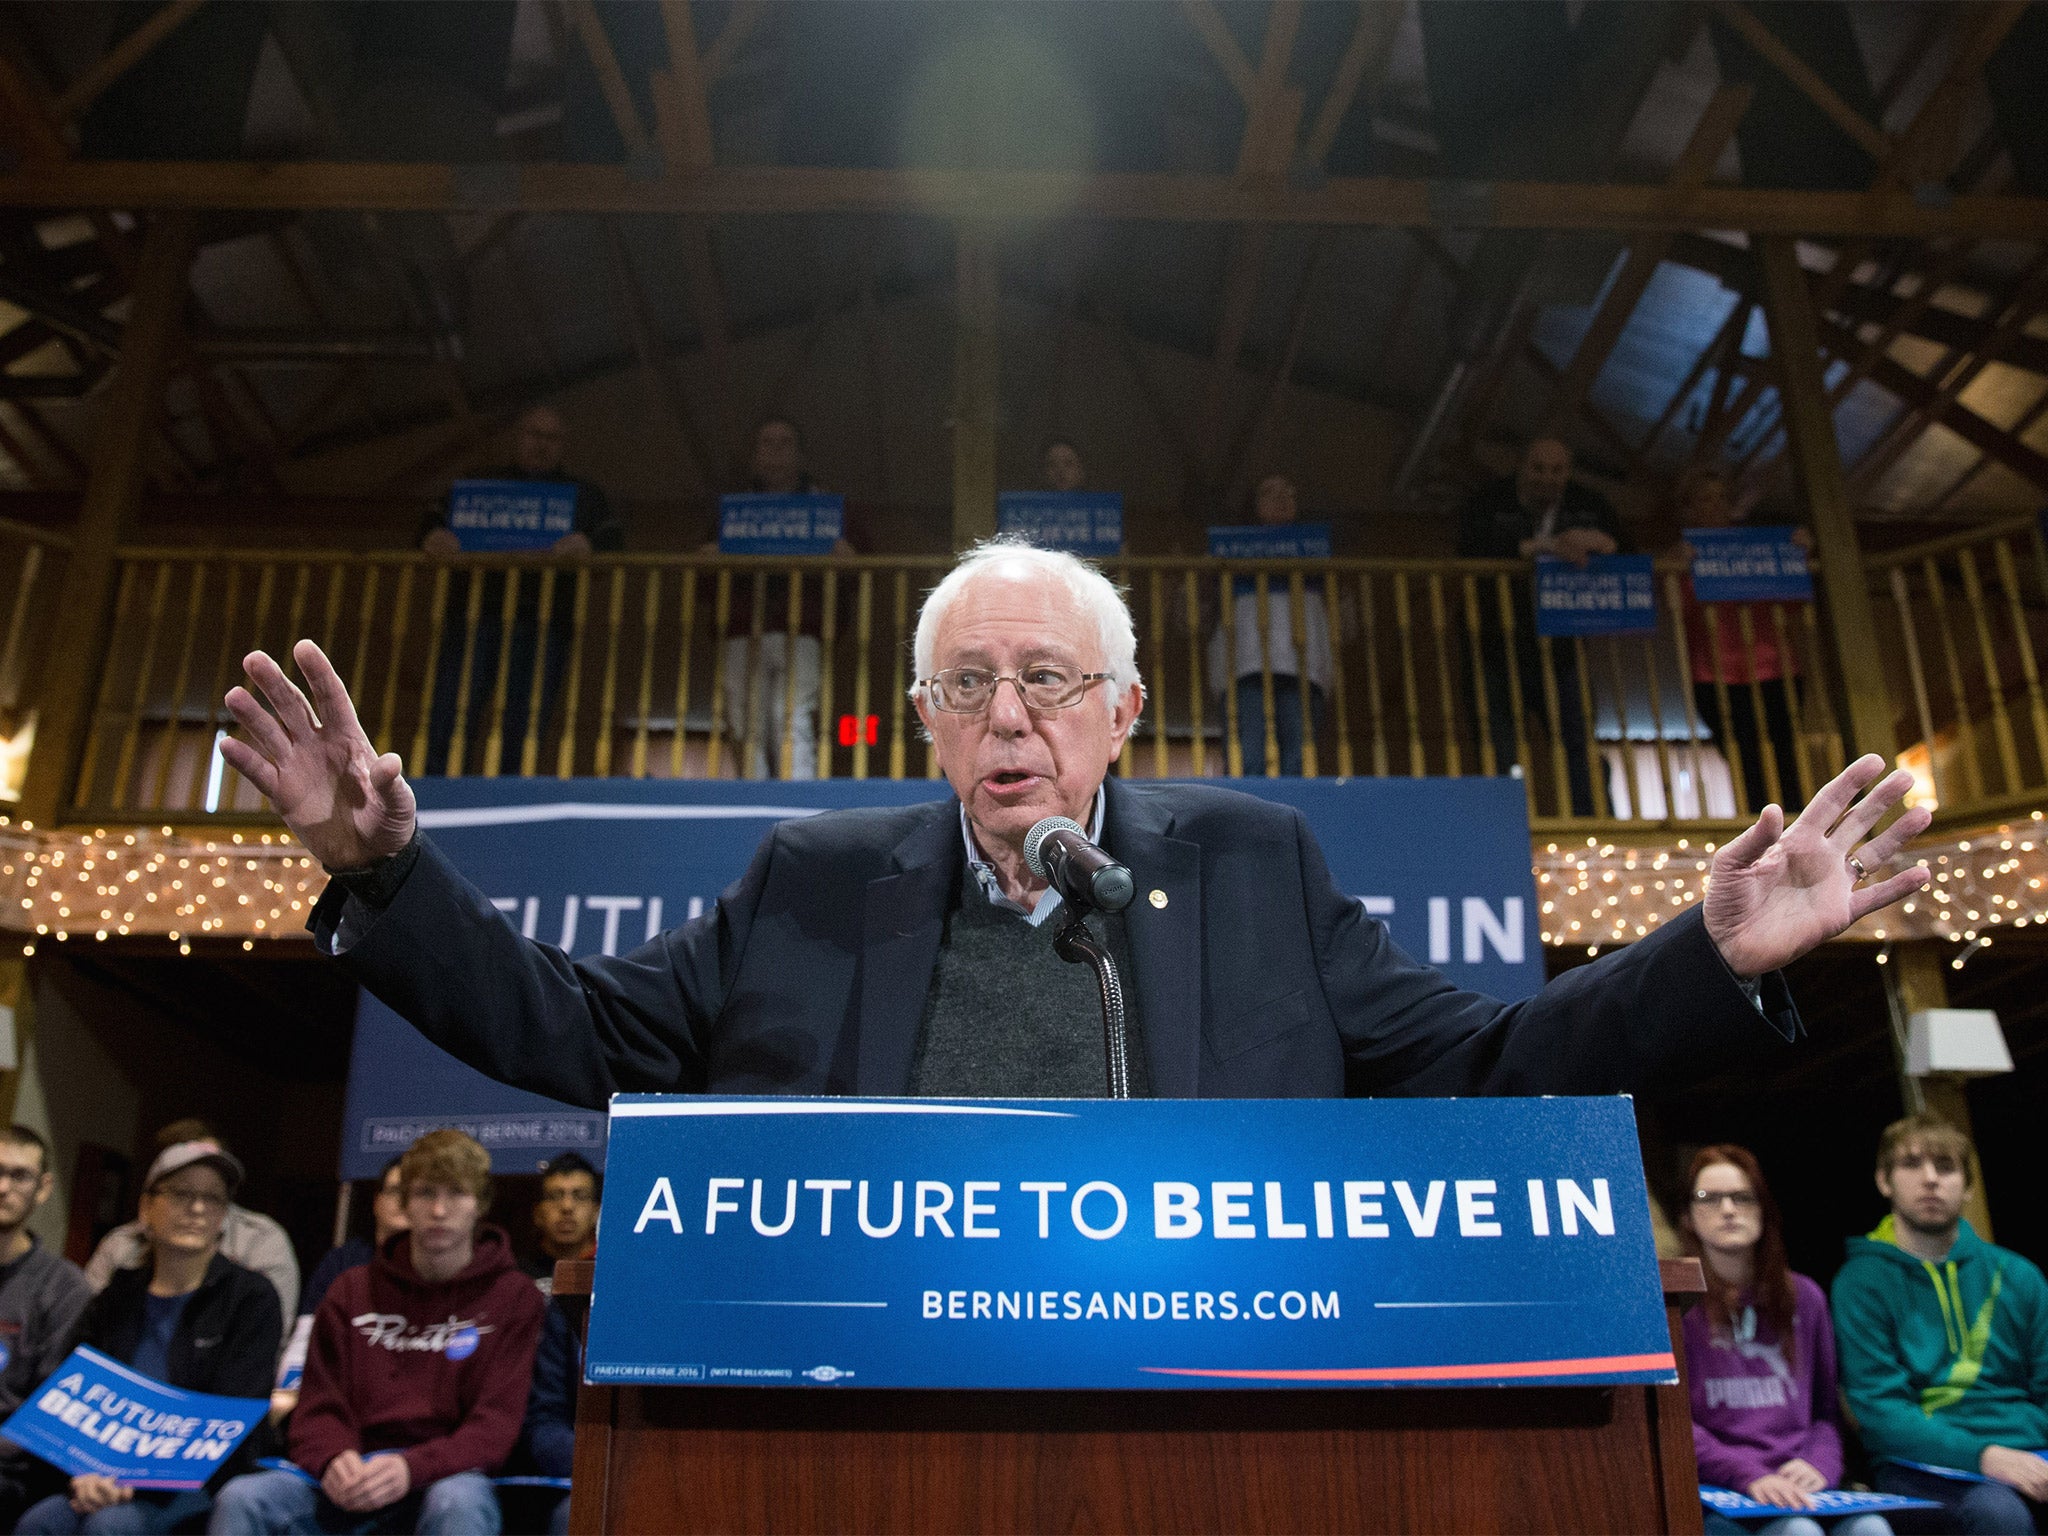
[9,529,2045,832]
[1866,515,2048,822]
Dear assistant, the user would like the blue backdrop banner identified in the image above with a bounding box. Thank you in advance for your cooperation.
[338,776,1541,1178]
[0,1347,267,1489]
[1685,527,1813,603]
[1534,555,1659,637]
[717,493,844,554]
[446,480,579,553]
[996,492,1124,557]
[586,1095,1670,1390]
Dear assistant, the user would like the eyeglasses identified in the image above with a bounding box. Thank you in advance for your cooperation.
[0,1166,41,1188]
[1690,1190,1760,1210]
[920,666,1110,715]
[150,1185,228,1213]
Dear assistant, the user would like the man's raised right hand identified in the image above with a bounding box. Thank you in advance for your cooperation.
[221,639,417,872]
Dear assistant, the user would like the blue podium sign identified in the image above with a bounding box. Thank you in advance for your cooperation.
[1701,1487,1939,1519]
[998,492,1123,557]
[586,1095,1672,1391]
[718,493,844,554]
[1534,555,1658,637]
[1208,523,1332,561]
[447,480,579,553]
[1686,527,1813,603]
[0,1347,267,1488]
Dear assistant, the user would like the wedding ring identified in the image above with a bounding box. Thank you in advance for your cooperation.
[1847,853,1869,881]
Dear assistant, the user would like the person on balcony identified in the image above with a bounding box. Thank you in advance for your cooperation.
[1042,436,1088,492]
[716,416,860,781]
[1679,1144,1890,1536]
[1456,436,1627,817]
[1668,470,1810,813]
[1206,473,1332,777]
[418,405,622,777]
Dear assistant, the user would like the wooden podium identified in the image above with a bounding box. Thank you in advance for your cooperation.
[552,1257,1706,1533]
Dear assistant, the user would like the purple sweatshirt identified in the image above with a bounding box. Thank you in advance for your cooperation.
[1683,1271,1846,1492]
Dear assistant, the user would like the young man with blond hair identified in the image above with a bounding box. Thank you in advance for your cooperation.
[210,1130,543,1535]
[1833,1114,2048,1534]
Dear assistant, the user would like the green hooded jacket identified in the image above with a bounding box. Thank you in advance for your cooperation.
[1831,1216,2048,1472]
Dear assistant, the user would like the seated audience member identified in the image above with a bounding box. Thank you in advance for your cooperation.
[0,1125,92,1528]
[1455,436,1624,816]
[1042,436,1088,492]
[273,1159,410,1418]
[1680,1145,1891,1536]
[719,416,859,781]
[1833,1115,2048,1535]
[1669,469,1809,812]
[522,1153,598,1294]
[17,1142,282,1535]
[1206,473,1332,777]
[517,1303,580,1536]
[419,404,623,776]
[208,1130,543,1536]
[85,1121,299,1324]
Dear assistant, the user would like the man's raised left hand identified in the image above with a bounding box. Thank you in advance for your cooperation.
[1705,754,1931,979]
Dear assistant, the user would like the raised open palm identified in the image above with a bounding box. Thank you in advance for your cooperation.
[220,640,417,871]
[1704,753,1931,977]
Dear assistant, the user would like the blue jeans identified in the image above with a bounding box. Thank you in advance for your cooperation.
[206,1469,500,1535]
[17,1489,212,1533]
[1234,676,1320,777]
[1873,1463,2041,1535]
[1703,1511,1895,1536]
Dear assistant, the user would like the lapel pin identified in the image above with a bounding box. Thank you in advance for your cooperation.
[1148,889,1168,909]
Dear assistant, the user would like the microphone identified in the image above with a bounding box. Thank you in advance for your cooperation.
[1023,817,1135,913]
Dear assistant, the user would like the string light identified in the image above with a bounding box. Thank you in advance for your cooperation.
[1536,823,2048,949]
[0,826,319,950]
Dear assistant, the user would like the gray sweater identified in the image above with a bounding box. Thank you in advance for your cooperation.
[0,1236,91,1454]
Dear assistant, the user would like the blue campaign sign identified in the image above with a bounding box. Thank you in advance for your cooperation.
[586,1095,1670,1390]
[997,492,1124,557]
[447,480,579,553]
[1208,523,1333,561]
[1687,527,1813,603]
[718,493,844,555]
[1701,1488,1939,1519]
[1534,555,1658,637]
[0,1347,267,1489]
[338,775,1540,1178]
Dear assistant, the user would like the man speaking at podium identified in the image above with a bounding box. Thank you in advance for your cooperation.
[223,542,1929,1105]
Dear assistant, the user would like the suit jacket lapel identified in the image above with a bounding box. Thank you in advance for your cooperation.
[855,805,960,1095]
[1106,781,1203,1098]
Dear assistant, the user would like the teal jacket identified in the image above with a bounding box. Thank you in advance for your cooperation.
[1831,1216,2048,1471]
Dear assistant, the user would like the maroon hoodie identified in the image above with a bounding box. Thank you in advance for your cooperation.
[288,1225,543,1488]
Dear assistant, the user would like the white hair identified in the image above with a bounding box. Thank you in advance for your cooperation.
[911,538,1144,716]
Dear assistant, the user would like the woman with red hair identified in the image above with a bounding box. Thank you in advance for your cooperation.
[1682,1145,1892,1536]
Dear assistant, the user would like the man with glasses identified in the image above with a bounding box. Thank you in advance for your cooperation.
[228,539,1927,1105]
[0,1126,90,1528]
[1833,1115,2048,1533]
[522,1152,598,1295]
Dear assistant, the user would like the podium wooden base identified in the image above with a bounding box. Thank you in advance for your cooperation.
[554,1258,1707,1534]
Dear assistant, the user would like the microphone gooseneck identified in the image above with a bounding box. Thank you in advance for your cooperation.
[1026,816,1135,1098]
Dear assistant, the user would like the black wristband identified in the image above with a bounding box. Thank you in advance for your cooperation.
[326,831,422,912]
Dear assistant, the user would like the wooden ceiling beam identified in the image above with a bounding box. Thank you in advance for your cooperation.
[5,160,2048,236]
[567,0,655,164]
[1179,0,1258,102]
[51,0,205,124]
[1538,82,1751,439]
[701,0,765,88]
[1708,1,1889,163]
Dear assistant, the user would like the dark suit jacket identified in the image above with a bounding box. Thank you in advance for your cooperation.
[1456,474,1629,561]
[312,780,1798,1106]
